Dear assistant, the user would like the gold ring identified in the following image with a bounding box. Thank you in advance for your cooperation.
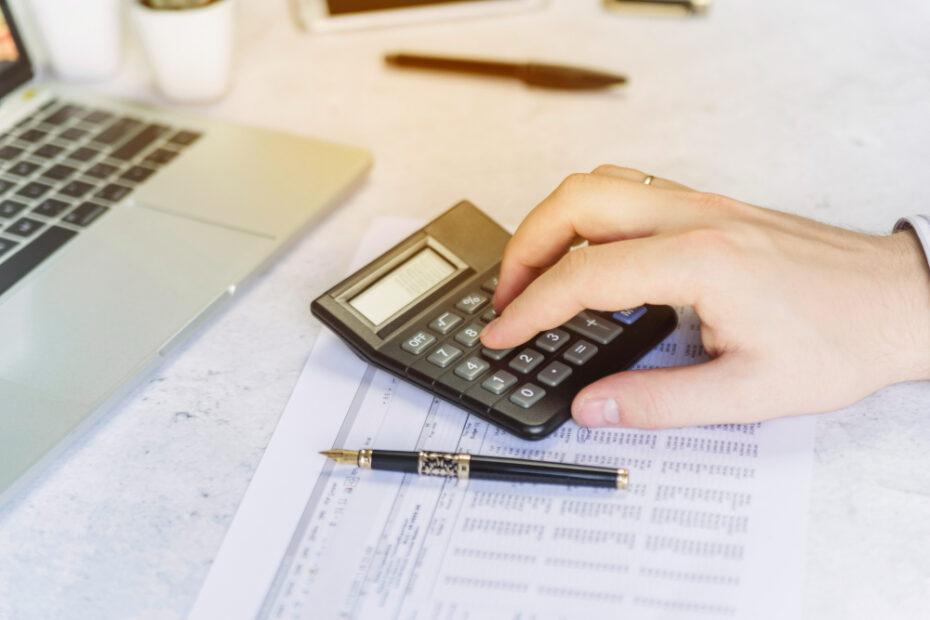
[643,175,655,185]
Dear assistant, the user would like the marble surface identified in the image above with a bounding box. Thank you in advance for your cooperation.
[1,0,929,618]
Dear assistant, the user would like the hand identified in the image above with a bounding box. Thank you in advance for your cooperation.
[480,165,930,429]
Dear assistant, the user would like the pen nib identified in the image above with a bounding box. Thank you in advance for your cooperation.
[320,449,359,465]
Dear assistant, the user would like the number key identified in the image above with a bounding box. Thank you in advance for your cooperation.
[509,383,546,409]
[535,328,570,353]
[427,344,463,369]
[481,370,518,395]
[454,323,483,347]
[508,348,544,374]
[454,356,489,381]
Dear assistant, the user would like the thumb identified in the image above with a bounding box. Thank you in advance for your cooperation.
[571,356,763,429]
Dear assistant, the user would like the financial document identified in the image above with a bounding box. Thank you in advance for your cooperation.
[190,218,817,620]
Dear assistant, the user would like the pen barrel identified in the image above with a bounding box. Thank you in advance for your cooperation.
[386,54,520,78]
[470,456,626,489]
[369,450,420,473]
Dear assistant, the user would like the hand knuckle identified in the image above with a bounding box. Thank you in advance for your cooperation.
[693,191,743,215]
[628,374,675,429]
[556,172,594,197]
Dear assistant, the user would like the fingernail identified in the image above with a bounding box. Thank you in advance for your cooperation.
[578,398,622,426]
[480,318,499,339]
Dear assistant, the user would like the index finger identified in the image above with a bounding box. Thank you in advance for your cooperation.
[482,235,701,349]
[493,173,699,312]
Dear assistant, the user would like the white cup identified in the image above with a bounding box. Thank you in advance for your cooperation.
[26,0,123,81]
[130,0,237,103]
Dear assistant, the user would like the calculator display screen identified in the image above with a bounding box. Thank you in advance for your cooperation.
[349,247,455,325]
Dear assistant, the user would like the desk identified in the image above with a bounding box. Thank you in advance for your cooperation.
[1,0,928,617]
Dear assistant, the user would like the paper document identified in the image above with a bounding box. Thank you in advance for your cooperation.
[190,218,816,620]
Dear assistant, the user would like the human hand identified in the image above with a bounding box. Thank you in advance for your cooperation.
[480,165,930,429]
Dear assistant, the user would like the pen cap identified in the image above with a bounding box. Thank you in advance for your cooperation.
[520,63,627,89]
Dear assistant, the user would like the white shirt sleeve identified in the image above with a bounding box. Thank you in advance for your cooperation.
[894,215,930,271]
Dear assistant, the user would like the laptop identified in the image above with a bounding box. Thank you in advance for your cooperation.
[0,1,371,505]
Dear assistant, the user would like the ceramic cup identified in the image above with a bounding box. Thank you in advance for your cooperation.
[27,0,123,81]
[130,0,237,103]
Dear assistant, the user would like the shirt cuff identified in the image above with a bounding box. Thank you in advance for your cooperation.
[894,215,930,271]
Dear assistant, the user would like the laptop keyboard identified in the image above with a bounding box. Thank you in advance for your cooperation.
[0,98,202,298]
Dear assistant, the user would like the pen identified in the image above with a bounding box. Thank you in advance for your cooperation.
[384,53,627,90]
[321,449,629,490]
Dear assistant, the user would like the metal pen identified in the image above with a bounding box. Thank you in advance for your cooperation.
[321,449,628,490]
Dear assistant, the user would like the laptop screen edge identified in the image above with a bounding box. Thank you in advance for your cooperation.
[0,0,34,101]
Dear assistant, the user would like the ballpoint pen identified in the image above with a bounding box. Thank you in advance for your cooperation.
[321,449,629,490]
[384,53,627,90]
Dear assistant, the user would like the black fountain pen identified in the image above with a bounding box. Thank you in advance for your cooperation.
[321,449,628,490]
[385,53,627,90]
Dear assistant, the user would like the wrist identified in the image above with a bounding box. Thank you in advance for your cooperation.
[882,230,930,382]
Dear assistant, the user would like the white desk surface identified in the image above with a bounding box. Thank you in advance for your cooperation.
[1,0,929,618]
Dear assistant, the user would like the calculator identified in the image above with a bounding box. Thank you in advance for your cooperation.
[311,201,677,439]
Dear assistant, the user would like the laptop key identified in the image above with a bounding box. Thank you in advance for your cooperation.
[7,217,44,237]
[92,117,142,145]
[168,130,201,146]
[18,128,48,143]
[33,198,70,217]
[0,226,76,298]
[0,200,28,218]
[0,145,24,160]
[9,160,40,176]
[16,182,53,199]
[60,180,95,198]
[68,146,100,162]
[63,202,108,227]
[96,183,132,202]
[59,127,88,142]
[81,109,114,125]
[111,124,170,160]
[42,163,78,180]
[42,104,86,125]
[85,163,118,179]
[0,237,18,258]
[120,165,155,183]
[145,148,178,165]
[33,143,65,159]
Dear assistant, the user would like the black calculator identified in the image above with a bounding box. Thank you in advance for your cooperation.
[311,202,677,440]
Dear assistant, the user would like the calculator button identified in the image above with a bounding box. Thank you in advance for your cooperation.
[537,361,572,387]
[480,275,498,293]
[508,348,545,374]
[455,292,488,314]
[613,306,647,325]
[481,346,513,361]
[429,311,462,334]
[535,328,570,353]
[481,370,518,395]
[401,330,436,355]
[480,308,498,323]
[427,344,463,368]
[454,356,490,381]
[454,323,483,347]
[565,311,623,345]
[510,383,546,409]
[563,340,598,365]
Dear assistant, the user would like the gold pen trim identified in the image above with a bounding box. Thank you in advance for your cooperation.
[616,469,629,490]
[417,451,470,480]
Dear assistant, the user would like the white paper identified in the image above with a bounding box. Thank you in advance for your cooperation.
[190,218,816,620]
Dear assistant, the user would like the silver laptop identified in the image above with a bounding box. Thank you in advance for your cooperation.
[0,1,371,504]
